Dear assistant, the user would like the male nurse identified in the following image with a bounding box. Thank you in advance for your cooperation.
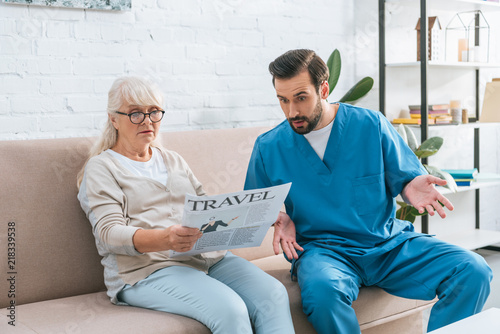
[244,49,492,334]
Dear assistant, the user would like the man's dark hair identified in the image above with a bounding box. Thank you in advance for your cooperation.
[268,49,329,92]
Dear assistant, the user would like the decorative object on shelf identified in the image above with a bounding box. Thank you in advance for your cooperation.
[450,100,462,124]
[458,37,469,61]
[445,10,490,63]
[415,16,442,61]
[326,49,374,104]
[479,78,500,122]
[462,109,469,124]
[1,0,132,11]
[395,124,457,223]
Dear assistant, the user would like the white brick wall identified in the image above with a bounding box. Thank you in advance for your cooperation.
[0,0,363,140]
[1,0,499,229]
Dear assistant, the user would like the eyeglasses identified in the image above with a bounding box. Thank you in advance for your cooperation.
[115,110,165,124]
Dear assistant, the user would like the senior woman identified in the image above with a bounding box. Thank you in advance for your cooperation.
[77,76,294,334]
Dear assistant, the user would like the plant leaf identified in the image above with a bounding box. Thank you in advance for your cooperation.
[396,200,409,208]
[339,77,374,103]
[410,206,427,216]
[424,165,458,193]
[396,206,417,223]
[403,124,419,153]
[397,124,408,145]
[327,49,341,95]
[415,137,443,159]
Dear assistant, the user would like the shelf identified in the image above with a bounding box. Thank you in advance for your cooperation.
[435,229,500,250]
[393,122,500,130]
[438,178,500,195]
[386,61,500,69]
[406,122,499,127]
[386,0,500,11]
[438,173,500,195]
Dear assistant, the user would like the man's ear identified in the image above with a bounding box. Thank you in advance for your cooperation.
[320,80,329,100]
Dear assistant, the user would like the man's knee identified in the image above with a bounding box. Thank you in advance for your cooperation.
[460,253,493,283]
[439,252,493,301]
[300,275,358,313]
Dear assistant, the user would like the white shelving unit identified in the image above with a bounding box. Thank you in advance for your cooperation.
[380,0,500,250]
[386,0,500,12]
[438,230,500,250]
[429,180,500,249]
[386,61,500,69]
[438,178,500,195]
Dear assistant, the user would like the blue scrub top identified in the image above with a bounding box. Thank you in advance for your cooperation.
[244,103,427,250]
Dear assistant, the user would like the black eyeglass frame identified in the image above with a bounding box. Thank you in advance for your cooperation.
[115,110,165,124]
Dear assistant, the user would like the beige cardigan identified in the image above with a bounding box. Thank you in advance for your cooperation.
[78,148,226,304]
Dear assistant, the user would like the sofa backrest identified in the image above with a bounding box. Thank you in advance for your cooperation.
[0,126,272,308]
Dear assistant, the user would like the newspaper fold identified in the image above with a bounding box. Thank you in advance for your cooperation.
[169,183,291,257]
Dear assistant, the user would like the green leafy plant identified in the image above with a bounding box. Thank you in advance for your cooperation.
[326,49,374,103]
[396,124,458,223]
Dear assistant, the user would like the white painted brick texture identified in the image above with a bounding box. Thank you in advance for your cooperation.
[0,0,354,140]
[1,0,499,229]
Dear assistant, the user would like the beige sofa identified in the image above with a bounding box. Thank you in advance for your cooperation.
[0,127,435,333]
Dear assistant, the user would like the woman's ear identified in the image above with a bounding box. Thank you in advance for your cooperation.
[109,113,119,130]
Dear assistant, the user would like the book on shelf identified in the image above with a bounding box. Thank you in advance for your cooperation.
[455,180,473,187]
[408,104,450,111]
[406,114,452,124]
[442,168,478,179]
[392,118,435,125]
[454,178,476,187]
[409,109,450,115]
[410,113,450,119]
[434,115,453,124]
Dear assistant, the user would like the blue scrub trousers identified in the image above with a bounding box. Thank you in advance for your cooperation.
[118,252,294,334]
[296,235,492,334]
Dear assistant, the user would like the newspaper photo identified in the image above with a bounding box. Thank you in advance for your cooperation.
[169,183,291,257]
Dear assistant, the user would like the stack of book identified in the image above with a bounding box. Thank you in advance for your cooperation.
[409,104,452,124]
[392,104,452,125]
[392,118,432,125]
[442,168,478,186]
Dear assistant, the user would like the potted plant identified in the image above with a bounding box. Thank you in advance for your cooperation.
[396,124,458,222]
[326,49,374,103]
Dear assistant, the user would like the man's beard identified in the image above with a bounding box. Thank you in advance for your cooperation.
[288,98,323,135]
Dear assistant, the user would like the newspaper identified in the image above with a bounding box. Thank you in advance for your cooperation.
[169,183,291,257]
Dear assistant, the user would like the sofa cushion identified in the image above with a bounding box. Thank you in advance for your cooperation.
[0,137,105,308]
[0,292,210,334]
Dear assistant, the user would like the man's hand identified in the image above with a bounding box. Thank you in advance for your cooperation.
[273,212,303,260]
[402,175,454,218]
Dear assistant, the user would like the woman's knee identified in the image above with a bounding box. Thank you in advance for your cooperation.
[252,280,290,315]
[258,275,290,303]
[205,293,252,333]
